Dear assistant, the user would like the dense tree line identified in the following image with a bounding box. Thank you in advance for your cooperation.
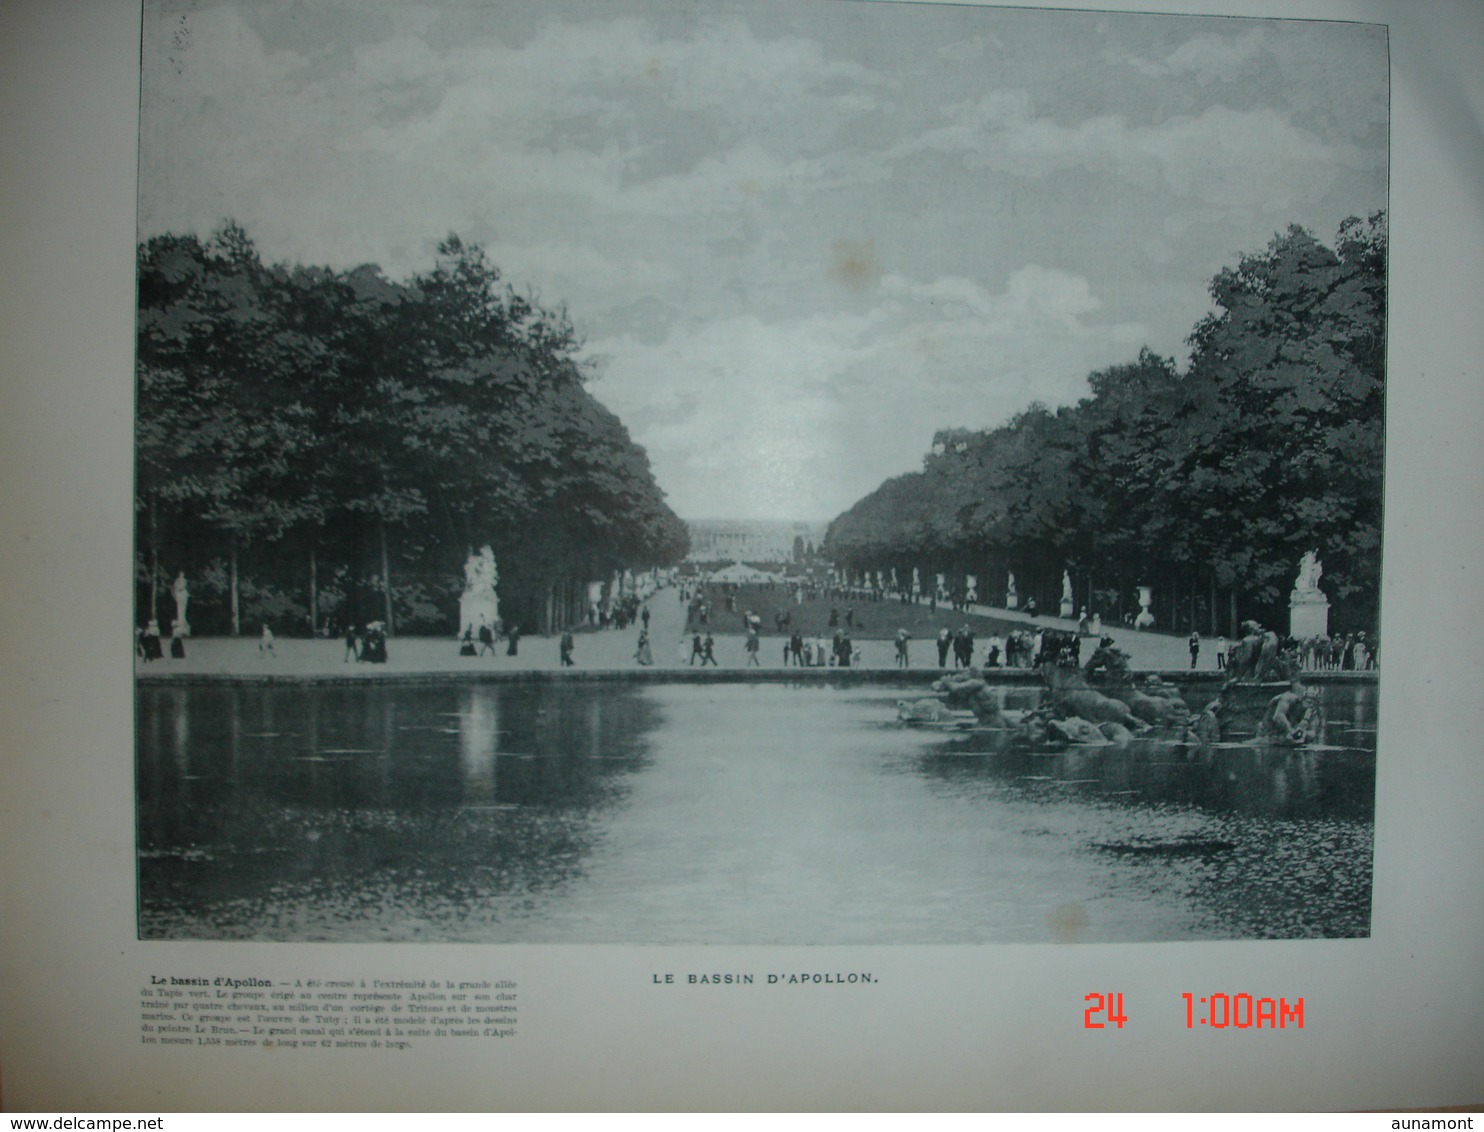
[825,214,1386,637]
[136,223,688,637]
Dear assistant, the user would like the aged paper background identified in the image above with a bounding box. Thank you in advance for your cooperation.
[2,0,1481,1111]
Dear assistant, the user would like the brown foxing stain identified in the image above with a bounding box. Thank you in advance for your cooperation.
[644,57,662,79]
[830,239,881,292]
[1047,901,1090,943]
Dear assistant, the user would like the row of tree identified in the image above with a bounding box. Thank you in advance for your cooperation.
[825,214,1387,637]
[136,223,689,637]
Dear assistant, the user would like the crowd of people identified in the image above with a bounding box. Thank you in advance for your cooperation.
[134,618,188,661]
[592,592,646,631]
[1294,632,1378,671]
[344,621,389,663]
[136,574,1378,679]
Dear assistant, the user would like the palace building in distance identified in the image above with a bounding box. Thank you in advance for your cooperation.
[685,520,831,566]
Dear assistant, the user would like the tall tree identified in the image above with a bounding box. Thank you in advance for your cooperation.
[824,215,1386,634]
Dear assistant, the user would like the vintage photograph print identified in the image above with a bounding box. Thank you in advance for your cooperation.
[134,0,1387,944]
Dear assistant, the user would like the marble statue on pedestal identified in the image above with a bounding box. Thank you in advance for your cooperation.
[459,545,501,638]
[1294,550,1323,596]
[1006,571,1018,610]
[1289,548,1330,639]
[1060,570,1075,618]
[171,571,191,636]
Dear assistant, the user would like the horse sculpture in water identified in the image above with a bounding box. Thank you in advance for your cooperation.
[1224,621,1295,683]
[1041,663,1167,730]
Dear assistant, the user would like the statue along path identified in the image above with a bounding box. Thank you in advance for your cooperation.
[135,584,1225,682]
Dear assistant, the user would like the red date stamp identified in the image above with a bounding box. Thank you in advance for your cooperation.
[1083,992,1127,1029]
[1182,993,1304,1029]
[1082,993,1305,1030]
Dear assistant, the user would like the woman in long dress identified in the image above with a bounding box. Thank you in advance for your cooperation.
[635,629,653,666]
[141,620,164,661]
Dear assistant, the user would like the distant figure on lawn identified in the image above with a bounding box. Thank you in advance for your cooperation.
[954,625,975,668]
[141,620,163,661]
[835,631,853,668]
[361,621,387,663]
[259,624,277,657]
[560,630,575,667]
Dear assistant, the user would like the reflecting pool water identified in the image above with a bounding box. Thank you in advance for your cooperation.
[136,680,1375,943]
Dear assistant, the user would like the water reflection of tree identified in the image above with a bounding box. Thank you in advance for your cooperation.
[135,683,661,940]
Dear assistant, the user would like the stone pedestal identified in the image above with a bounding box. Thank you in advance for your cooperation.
[460,590,500,638]
[171,572,191,636]
[459,546,501,637]
[1289,550,1329,639]
[1289,594,1330,639]
[1135,585,1155,629]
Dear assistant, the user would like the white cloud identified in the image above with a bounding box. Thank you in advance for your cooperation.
[938,34,1003,63]
[139,5,890,272]
[495,242,678,298]
[586,313,869,519]
[136,3,1388,520]
[349,32,445,87]
[1110,27,1269,82]
[585,266,1146,518]
[880,266,1101,329]
[912,92,1377,210]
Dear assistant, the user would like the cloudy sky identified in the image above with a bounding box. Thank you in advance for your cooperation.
[138,0,1389,521]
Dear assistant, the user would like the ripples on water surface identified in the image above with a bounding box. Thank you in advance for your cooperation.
[136,681,1375,943]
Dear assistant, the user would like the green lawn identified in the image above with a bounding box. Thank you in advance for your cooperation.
[686,583,1029,641]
